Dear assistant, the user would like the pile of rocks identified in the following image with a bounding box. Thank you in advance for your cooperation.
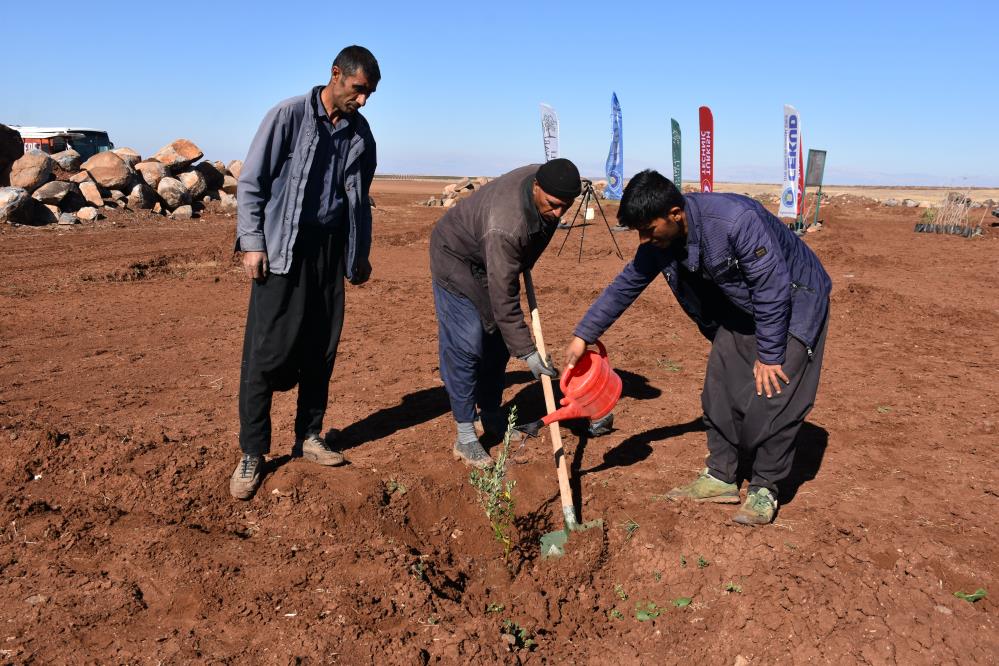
[420,176,490,209]
[0,126,242,226]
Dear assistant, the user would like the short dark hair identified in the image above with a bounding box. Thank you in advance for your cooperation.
[333,45,381,85]
[617,169,684,229]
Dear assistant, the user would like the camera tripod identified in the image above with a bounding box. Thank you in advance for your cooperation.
[556,179,624,262]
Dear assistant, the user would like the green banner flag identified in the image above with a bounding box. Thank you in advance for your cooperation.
[670,118,681,188]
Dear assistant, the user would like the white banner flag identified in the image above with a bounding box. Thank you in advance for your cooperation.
[779,104,801,218]
[540,103,559,162]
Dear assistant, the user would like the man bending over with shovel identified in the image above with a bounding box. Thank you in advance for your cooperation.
[565,170,831,525]
[430,160,582,467]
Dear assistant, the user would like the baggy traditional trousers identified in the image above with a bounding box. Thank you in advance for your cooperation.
[238,226,346,456]
[701,315,828,496]
[432,282,510,423]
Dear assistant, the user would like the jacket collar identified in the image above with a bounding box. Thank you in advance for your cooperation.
[680,194,702,272]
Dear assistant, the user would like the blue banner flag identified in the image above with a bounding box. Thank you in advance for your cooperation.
[605,93,623,200]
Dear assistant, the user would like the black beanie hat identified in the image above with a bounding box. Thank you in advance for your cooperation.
[536,158,582,202]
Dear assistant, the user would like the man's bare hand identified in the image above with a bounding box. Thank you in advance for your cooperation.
[242,251,268,282]
[349,258,372,285]
[753,360,790,398]
[564,336,588,370]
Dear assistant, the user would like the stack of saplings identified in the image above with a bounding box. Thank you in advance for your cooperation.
[0,128,242,226]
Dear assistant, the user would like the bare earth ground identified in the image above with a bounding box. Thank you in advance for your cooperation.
[0,180,996,664]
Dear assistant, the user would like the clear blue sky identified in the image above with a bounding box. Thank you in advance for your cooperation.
[4,0,996,185]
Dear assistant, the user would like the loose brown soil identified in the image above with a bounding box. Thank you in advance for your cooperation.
[1,183,996,664]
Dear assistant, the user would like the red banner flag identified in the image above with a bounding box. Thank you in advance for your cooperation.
[699,106,713,192]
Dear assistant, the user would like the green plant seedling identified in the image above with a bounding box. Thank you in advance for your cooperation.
[614,583,628,601]
[409,558,426,581]
[697,556,709,569]
[620,517,639,540]
[653,570,662,582]
[485,602,505,613]
[635,601,662,621]
[724,582,742,593]
[680,554,687,568]
[672,596,693,608]
[876,406,892,414]
[607,609,624,621]
[657,357,682,372]
[469,409,519,558]
[954,588,987,603]
[385,478,407,495]
[501,619,537,651]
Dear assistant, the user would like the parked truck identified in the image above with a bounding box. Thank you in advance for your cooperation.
[11,126,114,161]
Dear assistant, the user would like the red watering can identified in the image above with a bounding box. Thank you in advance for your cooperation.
[517,341,622,437]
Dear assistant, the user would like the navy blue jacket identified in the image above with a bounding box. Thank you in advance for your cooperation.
[575,193,831,365]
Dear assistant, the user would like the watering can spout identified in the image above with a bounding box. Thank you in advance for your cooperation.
[541,401,584,426]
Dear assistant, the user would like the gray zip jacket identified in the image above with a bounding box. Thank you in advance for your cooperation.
[235,86,376,279]
[430,165,556,358]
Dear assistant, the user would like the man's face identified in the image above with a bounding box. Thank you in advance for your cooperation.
[532,182,574,223]
[328,65,376,116]
[637,207,686,249]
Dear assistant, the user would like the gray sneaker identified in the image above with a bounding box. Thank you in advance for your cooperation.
[665,468,741,504]
[299,434,346,466]
[452,437,493,469]
[229,454,263,500]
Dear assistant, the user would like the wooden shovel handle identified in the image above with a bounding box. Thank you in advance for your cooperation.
[523,271,576,525]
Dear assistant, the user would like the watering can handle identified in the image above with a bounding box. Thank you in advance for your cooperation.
[560,340,609,393]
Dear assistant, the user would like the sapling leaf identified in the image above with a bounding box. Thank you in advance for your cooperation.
[673,596,693,608]
[954,588,987,603]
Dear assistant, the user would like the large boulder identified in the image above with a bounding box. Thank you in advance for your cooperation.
[79,181,105,207]
[50,149,82,172]
[135,160,168,189]
[10,150,54,193]
[77,206,100,221]
[69,171,94,184]
[226,159,243,180]
[81,151,135,190]
[112,147,142,167]
[170,204,194,220]
[0,186,30,223]
[126,182,156,210]
[218,191,238,213]
[194,161,224,190]
[151,139,203,171]
[177,169,208,200]
[0,124,23,186]
[157,176,191,209]
[31,180,78,206]
[221,174,238,195]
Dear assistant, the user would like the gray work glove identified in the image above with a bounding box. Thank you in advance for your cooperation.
[520,350,558,379]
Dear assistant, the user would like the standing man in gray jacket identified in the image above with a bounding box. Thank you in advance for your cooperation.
[430,159,581,467]
[230,45,379,500]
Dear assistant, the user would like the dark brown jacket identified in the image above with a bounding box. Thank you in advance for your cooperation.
[430,165,557,358]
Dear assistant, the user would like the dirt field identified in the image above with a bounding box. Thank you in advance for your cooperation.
[1,181,997,664]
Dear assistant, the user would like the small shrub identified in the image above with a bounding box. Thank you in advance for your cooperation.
[469,409,519,557]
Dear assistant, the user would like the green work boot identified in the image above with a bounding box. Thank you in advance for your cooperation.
[665,468,740,504]
[732,487,778,525]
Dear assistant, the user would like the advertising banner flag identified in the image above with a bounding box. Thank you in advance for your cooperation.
[779,104,801,218]
[671,118,682,188]
[698,106,713,192]
[605,93,624,200]
[540,103,559,162]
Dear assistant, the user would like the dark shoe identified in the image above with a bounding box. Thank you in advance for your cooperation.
[299,433,346,467]
[476,412,526,444]
[452,437,492,469]
[587,413,614,437]
[229,454,263,500]
[732,487,778,525]
[665,468,740,504]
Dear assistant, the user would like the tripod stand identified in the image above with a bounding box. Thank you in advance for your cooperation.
[556,179,624,262]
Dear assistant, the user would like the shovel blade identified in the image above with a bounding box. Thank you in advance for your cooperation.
[539,518,604,559]
[515,419,544,438]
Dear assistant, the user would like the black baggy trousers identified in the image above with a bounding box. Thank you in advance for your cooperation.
[238,226,346,456]
[701,314,828,496]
